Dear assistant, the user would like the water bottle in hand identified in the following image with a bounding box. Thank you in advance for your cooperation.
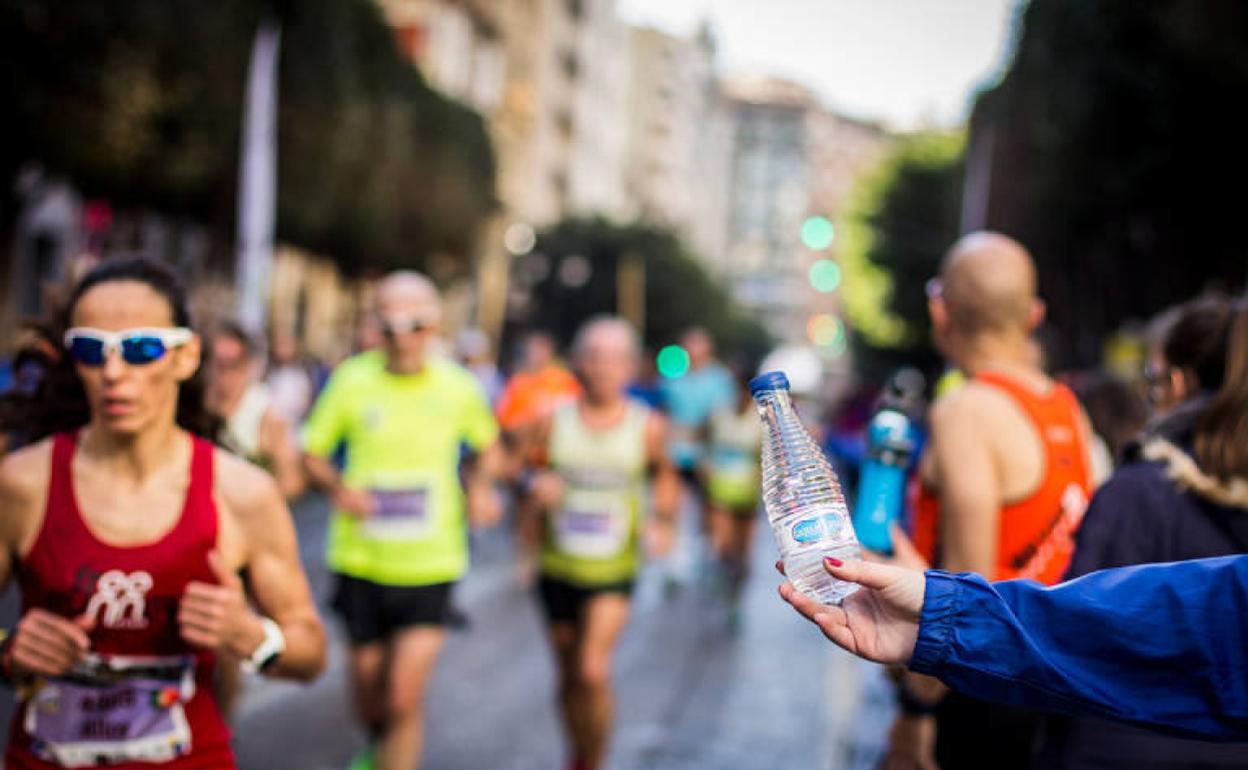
[751,371,861,605]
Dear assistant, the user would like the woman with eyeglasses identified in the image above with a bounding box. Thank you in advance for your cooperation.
[0,257,326,769]
[1034,296,1248,769]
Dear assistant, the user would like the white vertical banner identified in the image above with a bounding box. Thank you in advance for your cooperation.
[235,20,281,335]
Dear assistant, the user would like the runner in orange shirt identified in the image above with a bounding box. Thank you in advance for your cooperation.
[891,233,1097,770]
[497,332,581,434]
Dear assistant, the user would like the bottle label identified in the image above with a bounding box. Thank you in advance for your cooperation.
[789,508,847,545]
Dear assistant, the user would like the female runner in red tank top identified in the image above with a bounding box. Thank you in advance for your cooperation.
[0,258,326,769]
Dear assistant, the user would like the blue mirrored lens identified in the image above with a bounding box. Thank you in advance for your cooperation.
[121,337,167,364]
[69,337,107,366]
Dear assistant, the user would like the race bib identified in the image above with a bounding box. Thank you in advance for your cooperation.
[24,654,196,768]
[553,490,631,559]
[361,470,438,541]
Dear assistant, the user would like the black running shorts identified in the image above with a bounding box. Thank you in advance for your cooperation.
[536,575,634,625]
[331,573,455,645]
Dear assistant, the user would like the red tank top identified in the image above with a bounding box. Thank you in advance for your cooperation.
[911,371,1092,584]
[6,432,235,769]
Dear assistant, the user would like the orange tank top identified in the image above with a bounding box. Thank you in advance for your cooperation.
[911,371,1092,584]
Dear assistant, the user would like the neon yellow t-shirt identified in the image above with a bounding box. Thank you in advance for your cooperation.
[302,352,499,586]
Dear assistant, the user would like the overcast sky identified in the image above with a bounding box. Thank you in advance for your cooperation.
[618,0,1022,129]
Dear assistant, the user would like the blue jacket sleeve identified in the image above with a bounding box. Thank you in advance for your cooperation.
[909,555,1248,741]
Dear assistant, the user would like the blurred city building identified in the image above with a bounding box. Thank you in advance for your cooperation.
[381,0,629,226]
[624,24,729,263]
[717,75,889,347]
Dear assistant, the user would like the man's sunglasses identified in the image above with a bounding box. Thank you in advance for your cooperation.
[64,327,194,367]
[379,316,432,337]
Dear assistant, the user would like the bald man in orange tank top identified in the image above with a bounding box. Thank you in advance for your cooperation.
[884,233,1100,770]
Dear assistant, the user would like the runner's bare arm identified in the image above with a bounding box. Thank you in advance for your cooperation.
[889,390,1006,724]
[302,452,374,517]
[190,453,326,681]
[0,441,93,677]
[259,407,307,499]
[466,440,506,528]
[643,412,680,558]
[504,415,551,478]
[645,412,680,522]
[931,392,1001,576]
[519,415,563,510]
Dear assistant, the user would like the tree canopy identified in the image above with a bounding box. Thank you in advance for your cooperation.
[838,131,963,385]
[0,0,496,277]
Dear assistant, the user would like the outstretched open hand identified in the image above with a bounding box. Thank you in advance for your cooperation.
[777,556,926,665]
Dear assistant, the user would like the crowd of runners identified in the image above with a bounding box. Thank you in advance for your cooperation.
[0,258,757,770]
[0,241,1245,770]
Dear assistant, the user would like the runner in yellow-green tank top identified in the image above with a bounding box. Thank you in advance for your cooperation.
[521,317,680,770]
[539,400,649,587]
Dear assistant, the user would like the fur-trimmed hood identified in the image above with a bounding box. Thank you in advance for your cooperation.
[1142,438,1248,511]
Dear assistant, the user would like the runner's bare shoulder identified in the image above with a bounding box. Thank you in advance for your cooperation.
[930,380,1018,429]
[0,438,54,548]
[214,444,283,504]
[929,381,984,427]
[212,447,284,518]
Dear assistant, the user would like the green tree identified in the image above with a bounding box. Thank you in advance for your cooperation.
[510,218,772,366]
[839,131,964,384]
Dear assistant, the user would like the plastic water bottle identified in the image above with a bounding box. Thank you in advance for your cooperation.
[750,371,860,605]
[852,405,916,554]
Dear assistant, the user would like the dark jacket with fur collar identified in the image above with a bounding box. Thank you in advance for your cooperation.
[1036,399,1248,769]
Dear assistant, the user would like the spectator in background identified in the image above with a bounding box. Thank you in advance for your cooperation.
[266,330,315,426]
[0,325,61,455]
[205,322,305,500]
[1069,371,1147,477]
[455,327,504,407]
[1038,298,1248,769]
[1137,293,1236,450]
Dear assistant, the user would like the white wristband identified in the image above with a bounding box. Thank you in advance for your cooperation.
[241,617,286,674]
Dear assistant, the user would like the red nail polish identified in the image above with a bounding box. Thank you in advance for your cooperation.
[824,556,843,568]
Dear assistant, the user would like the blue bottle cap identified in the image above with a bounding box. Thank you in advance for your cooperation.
[749,371,791,395]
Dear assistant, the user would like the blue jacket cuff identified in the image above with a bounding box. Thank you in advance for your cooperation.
[909,570,960,675]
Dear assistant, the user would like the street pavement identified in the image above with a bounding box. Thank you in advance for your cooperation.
[0,491,895,769]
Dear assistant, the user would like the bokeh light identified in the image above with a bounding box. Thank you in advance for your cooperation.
[808,259,842,292]
[800,216,835,251]
[656,345,691,378]
[806,314,844,348]
[503,222,536,255]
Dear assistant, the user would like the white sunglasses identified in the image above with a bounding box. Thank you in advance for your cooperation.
[64,327,194,367]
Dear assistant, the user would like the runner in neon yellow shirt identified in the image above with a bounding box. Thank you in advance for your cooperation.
[301,272,504,770]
